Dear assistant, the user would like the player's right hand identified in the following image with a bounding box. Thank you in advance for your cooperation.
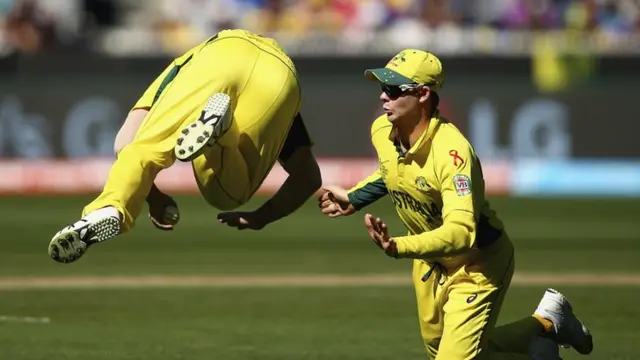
[318,185,356,218]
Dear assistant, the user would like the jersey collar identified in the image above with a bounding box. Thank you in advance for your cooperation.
[389,110,442,156]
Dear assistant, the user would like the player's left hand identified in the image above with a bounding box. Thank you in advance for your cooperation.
[147,186,180,231]
[364,213,398,258]
[217,211,267,230]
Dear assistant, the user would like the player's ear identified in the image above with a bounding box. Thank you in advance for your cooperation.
[418,86,431,104]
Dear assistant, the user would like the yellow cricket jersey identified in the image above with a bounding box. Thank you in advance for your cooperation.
[348,110,506,265]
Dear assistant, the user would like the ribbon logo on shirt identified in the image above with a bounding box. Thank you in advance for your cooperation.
[449,150,464,167]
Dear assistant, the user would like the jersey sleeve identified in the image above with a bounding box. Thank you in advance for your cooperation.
[278,113,314,163]
[345,115,391,210]
[347,170,388,210]
[393,141,480,259]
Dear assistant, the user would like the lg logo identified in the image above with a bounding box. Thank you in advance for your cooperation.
[469,98,572,161]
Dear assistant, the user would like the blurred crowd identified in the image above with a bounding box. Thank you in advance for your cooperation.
[0,0,639,55]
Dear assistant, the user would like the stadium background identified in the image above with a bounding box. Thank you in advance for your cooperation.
[0,1,638,359]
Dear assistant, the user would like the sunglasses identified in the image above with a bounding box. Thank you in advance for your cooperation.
[381,83,424,98]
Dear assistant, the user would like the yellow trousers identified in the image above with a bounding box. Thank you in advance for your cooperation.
[415,237,543,359]
[83,30,302,232]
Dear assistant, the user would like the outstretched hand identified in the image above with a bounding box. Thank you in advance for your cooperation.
[217,211,267,231]
[364,213,398,257]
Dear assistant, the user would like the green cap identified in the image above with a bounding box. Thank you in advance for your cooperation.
[365,49,444,91]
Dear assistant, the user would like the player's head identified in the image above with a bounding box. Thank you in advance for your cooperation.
[364,49,444,125]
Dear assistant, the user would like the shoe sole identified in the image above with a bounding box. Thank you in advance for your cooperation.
[547,288,594,355]
[175,93,231,162]
[48,217,121,264]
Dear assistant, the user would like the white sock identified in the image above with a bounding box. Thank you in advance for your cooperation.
[81,206,122,224]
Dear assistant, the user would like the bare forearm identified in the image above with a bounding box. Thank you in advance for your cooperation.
[146,183,163,202]
[256,168,321,225]
[114,109,147,155]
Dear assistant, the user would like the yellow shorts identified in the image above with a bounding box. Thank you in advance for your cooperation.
[83,29,302,230]
[413,236,515,360]
[136,29,301,210]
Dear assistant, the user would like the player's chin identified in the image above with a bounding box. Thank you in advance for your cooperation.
[385,113,398,123]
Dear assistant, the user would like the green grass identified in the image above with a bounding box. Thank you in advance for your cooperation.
[1,195,639,359]
[1,195,638,276]
[0,286,638,360]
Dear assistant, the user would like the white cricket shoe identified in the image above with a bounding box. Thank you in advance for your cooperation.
[534,288,593,355]
[529,336,562,360]
[48,217,120,264]
[175,93,232,162]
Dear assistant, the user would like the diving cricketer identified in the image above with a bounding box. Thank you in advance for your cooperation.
[318,49,593,359]
[48,29,322,263]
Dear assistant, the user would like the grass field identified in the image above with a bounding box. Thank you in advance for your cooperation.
[1,195,639,359]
